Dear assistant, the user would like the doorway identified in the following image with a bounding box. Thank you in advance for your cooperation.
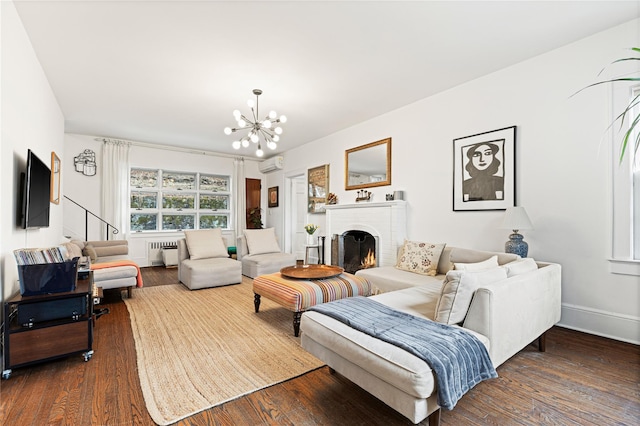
[246,178,262,229]
[284,173,307,261]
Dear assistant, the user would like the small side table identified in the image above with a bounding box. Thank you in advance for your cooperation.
[304,245,320,264]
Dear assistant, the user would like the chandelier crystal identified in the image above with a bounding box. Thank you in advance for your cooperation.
[224,89,287,157]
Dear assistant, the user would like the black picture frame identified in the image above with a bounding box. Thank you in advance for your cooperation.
[268,186,279,208]
[453,126,516,211]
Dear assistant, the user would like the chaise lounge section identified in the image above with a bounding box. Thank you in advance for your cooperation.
[301,244,562,424]
[64,239,141,298]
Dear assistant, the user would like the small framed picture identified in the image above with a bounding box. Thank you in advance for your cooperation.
[268,186,279,208]
[453,126,516,211]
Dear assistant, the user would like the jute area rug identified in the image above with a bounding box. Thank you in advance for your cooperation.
[124,279,324,425]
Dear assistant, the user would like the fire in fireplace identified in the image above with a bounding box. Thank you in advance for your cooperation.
[331,230,377,274]
[361,249,376,269]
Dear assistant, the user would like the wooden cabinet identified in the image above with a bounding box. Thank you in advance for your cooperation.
[2,277,94,379]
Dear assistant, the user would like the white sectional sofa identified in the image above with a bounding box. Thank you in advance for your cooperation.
[355,246,520,294]
[300,246,562,425]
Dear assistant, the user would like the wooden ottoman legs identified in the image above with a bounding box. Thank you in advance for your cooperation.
[254,293,302,337]
[293,311,302,337]
[254,293,261,313]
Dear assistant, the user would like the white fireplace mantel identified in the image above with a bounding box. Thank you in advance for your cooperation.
[325,200,407,267]
[324,200,407,210]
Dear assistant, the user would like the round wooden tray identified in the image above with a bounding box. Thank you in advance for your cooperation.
[280,264,344,279]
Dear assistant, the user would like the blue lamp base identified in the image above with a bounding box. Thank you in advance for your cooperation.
[505,232,529,258]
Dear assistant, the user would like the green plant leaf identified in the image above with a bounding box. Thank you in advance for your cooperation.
[619,113,639,163]
[576,47,640,163]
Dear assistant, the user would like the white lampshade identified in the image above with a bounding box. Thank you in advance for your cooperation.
[500,206,533,231]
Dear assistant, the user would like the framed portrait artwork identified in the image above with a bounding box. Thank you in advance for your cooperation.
[268,186,279,208]
[453,126,516,211]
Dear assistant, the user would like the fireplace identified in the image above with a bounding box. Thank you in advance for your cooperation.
[324,201,407,270]
[332,230,378,274]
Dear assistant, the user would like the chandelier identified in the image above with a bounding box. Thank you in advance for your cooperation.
[224,89,287,157]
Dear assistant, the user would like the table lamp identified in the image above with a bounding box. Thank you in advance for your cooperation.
[500,206,533,257]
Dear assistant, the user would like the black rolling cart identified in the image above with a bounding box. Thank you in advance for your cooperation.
[2,266,94,380]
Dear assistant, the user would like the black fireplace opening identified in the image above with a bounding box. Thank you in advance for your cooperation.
[332,230,377,274]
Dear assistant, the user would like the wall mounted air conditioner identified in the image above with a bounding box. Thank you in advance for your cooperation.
[258,156,284,173]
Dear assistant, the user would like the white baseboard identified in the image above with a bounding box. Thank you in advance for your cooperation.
[558,303,640,345]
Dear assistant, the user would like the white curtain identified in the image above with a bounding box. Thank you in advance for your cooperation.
[102,140,130,240]
[234,157,246,242]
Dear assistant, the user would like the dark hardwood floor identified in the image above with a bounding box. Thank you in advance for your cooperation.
[2,267,638,425]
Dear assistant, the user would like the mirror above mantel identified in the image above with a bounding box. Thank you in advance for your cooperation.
[345,137,391,190]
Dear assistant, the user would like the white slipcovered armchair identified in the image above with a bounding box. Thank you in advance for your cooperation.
[236,228,297,278]
[177,229,242,290]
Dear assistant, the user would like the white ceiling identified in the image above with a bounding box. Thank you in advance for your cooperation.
[13,1,640,158]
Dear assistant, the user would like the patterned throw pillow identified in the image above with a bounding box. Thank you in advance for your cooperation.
[395,240,446,276]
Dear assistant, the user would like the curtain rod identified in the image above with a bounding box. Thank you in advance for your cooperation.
[94,137,256,161]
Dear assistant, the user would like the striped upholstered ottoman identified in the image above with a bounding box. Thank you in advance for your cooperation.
[253,271,372,336]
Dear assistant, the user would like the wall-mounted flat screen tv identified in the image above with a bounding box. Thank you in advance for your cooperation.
[21,149,51,229]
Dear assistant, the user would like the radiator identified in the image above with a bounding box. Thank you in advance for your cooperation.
[148,241,178,266]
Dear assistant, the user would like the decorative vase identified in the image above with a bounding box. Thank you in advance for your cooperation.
[504,232,528,258]
[306,233,316,245]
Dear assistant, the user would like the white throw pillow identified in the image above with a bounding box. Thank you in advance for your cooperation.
[184,229,228,260]
[502,257,538,277]
[244,228,281,255]
[434,267,508,325]
[454,255,499,271]
[395,240,446,276]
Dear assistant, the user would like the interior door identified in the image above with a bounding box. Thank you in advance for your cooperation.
[245,178,262,229]
[293,176,307,260]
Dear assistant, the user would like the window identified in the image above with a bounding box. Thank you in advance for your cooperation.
[626,87,639,260]
[633,108,640,260]
[130,168,231,232]
[610,85,640,276]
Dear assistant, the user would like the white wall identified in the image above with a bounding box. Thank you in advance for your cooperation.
[1,1,65,301]
[62,133,264,266]
[271,19,640,343]
[2,0,637,342]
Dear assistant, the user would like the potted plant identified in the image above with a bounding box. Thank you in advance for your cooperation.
[577,47,639,163]
[247,207,263,229]
[304,223,319,245]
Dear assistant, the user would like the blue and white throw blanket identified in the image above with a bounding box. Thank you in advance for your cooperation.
[308,296,497,410]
